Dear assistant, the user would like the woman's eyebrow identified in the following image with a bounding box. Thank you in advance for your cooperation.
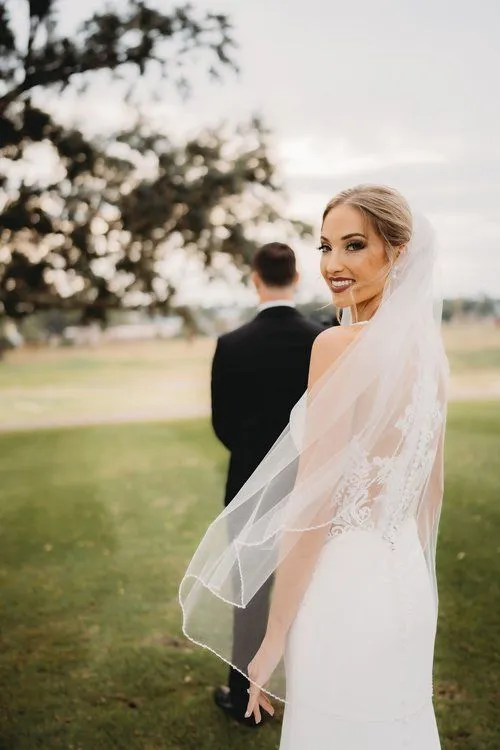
[320,232,367,243]
[341,232,366,240]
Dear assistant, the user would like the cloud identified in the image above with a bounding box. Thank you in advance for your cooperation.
[5,0,500,297]
[277,134,448,180]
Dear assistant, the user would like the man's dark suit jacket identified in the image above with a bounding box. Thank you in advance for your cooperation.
[211,306,324,507]
[210,305,324,716]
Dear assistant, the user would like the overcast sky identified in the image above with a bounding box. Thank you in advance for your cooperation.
[8,0,500,301]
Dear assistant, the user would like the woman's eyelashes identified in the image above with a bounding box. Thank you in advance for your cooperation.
[317,243,331,254]
[345,240,366,252]
[317,240,366,254]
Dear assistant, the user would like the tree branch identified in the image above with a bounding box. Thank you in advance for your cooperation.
[0,4,236,113]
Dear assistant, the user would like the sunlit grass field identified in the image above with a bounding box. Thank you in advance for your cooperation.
[0,338,213,429]
[0,403,499,749]
[0,322,499,430]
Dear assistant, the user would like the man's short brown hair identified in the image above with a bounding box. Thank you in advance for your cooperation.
[251,242,297,288]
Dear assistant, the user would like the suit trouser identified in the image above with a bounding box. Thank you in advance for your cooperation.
[228,574,273,715]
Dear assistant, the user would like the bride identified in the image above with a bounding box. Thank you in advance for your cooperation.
[179,184,449,749]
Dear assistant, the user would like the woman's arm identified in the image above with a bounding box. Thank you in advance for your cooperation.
[266,326,355,637]
[246,326,355,721]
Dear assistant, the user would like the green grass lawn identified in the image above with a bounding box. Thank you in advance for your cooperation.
[0,404,499,749]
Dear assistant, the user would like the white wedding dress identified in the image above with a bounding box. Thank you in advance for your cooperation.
[281,518,441,749]
[279,349,444,749]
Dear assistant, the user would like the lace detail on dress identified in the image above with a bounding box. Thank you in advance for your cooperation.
[381,369,443,546]
[328,367,443,542]
[328,440,375,538]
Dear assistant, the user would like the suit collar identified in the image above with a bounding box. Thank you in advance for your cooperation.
[257,300,296,313]
[256,306,300,320]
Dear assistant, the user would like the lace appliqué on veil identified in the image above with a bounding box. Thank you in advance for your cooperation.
[328,369,443,543]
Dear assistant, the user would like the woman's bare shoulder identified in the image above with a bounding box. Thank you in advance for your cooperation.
[313,325,359,357]
[308,326,358,386]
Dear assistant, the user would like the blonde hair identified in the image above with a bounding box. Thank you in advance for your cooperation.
[322,184,413,258]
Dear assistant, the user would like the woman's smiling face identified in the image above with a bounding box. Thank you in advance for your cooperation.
[319,203,390,314]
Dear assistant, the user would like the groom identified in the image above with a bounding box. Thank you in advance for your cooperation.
[210,242,324,725]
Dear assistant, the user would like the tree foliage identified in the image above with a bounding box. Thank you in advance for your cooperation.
[0,0,308,320]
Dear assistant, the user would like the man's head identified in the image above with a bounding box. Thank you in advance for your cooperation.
[251,242,299,302]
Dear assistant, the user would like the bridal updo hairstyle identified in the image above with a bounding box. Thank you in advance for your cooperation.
[322,185,413,261]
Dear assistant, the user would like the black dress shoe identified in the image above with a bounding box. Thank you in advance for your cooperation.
[213,685,264,728]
